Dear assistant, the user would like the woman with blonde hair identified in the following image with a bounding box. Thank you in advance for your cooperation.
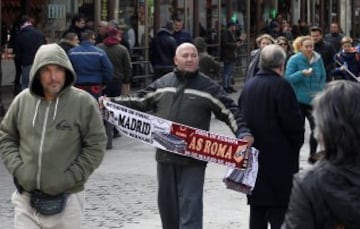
[292,36,304,53]
[285,35,326,164]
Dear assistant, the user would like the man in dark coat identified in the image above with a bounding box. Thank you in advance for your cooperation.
[238,44,304,229]
[58,32,79,54]
[149,22,177,81]
[173,18,193,45]
[62,13,86,41]
[310,26,336,82]
[220,21,243,93]
[14,15,46,90]
[193,36,220,79]
[324,22,344,52]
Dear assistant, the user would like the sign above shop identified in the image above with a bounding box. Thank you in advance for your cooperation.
[48,4,66,19]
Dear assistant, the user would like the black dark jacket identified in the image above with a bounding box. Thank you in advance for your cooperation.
[238,69,304,206]
[14,25,46,66]
[149,28,177,70]
[58,40,77,54]
[62,25,84,42]
[113,70,251,165]
[314,40,336,81]
[282,160,360,229]
[220,29,238,62]
[331,50,360,82]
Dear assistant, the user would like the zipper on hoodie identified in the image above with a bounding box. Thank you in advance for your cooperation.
[36,102,50,190]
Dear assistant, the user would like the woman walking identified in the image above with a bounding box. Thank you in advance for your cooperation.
[285,36,326,164]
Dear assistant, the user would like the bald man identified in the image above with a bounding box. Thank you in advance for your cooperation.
[108,43,253,229]
[95,20,109,44]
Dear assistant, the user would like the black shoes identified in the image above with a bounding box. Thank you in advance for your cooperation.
[223,87,237,93]
[229,87,237,93]
[113,130,121,138]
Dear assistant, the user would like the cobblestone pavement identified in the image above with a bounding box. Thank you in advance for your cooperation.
[0,83,311,228]
[0,133,251,229]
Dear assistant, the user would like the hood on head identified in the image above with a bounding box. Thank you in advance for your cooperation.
[29,43,76,97]
[103,28,121,46]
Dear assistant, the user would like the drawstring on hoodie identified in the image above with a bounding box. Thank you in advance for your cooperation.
[32,100,41,127]
[32,97,60,126]
[53,97,59,120]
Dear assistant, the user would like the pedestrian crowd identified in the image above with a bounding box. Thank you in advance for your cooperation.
[0,12,360,229]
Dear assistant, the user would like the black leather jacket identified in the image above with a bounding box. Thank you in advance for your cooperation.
[113,70,251,165]
[149,28,177,70]
[282,160,360,229]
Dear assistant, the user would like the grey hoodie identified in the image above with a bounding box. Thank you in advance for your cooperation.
[0,43,107,195]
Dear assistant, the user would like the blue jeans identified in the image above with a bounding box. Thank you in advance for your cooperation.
[157,162,206,229]
[21,65,32,90]
[222,61,234,88]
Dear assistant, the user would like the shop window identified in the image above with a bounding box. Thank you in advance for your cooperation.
[111,0,153,87]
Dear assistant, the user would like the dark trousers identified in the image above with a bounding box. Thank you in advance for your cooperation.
[103,78,122,97]
[157,162,206,229]
[14,58,22,96]
[298,103,317,156]
[249,205,287,229]
[222,61,234,88]
[103,78,122,140]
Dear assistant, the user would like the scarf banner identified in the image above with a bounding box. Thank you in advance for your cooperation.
[103,100,250,169]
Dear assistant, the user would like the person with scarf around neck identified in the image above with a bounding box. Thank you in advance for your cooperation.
[331,36,360,82]
[97,28,132,139]
[102,43,254,229]
[97,28,132,96]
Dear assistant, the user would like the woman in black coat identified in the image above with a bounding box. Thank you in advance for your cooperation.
[238,44,304,229]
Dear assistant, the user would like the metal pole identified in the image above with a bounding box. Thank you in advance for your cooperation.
[217,0,222,58]
[144,0,149,78]
[246,0,250,62]
[0,0,4,116]
[94,0,101,24]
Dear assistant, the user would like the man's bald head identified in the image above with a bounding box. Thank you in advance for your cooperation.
[174,42,199,73]
[175,42,197,56]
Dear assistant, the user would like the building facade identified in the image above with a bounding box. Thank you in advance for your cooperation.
[1,0,360,80]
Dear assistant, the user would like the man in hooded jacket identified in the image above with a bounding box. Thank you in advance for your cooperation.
[0,43,107,229]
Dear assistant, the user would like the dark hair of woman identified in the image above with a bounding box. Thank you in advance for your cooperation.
[312,80,360,165]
